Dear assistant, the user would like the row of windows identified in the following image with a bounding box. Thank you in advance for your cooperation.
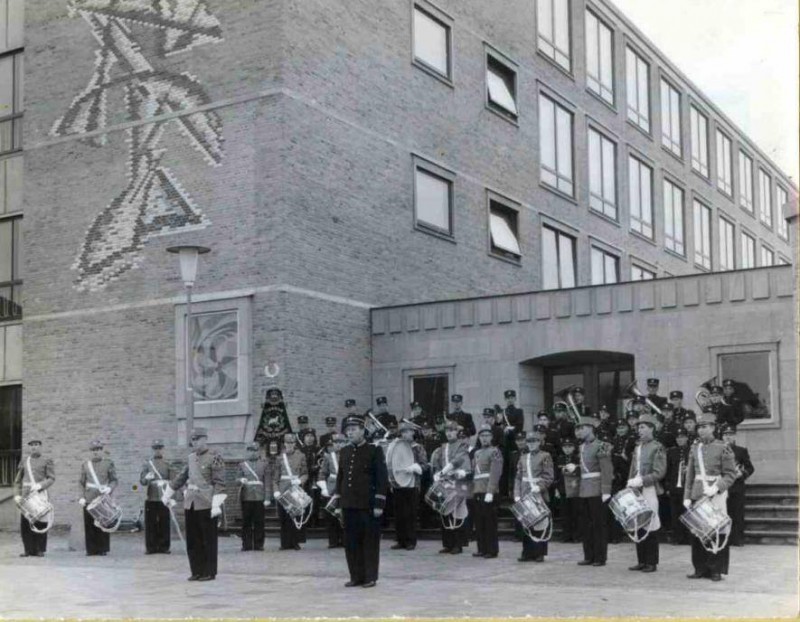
[411,1,792,245]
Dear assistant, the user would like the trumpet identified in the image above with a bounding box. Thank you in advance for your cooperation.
[554,386,582,426]
[365,410,389,440]
[623,380,663,416]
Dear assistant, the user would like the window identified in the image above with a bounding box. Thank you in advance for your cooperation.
[660,80,681,156]
[719,217,735,271]
[715,347,777,424]
[690,106,708,177]
[0,384,21,487]
[0,154,21,215]
[663,179,684,255]
[760,246,774,267]
[539,94,573,196]
[413,5,451,79]
[410,372,450,429]
[486,53,518,118]
[631,264,655,281]
[693,199,711,270]
[0,323,20,381]
[585,10,613,104]
[628,155,653,238]
[739,151,754,212]
[758,168,772,227]
[537,0,571,71]
[488,199,521,260]
[0,50,23,155]
[625,48,649,131]
[716,130,732,195]
[0,0,24,53]
[741,231,755,268]
[0,215,21,321]
[542,225,575,290]
[414,164,453,235]
[778,255,790,266]
[588,128,616,218]
[776,185,789,240]
[591,246,618,285]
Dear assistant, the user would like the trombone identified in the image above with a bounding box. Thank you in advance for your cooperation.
[623,380,663,416]
[554,385,582,426]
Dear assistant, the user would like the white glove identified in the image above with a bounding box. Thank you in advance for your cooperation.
[484,493,494,503]
[705,485,719,497]
[144,473,155,481]
[408,463,423,475]
[565,464,576,474]
[239,477,248,485]
[263,500,271,508]
[433,472,442,482]
[505,426,515,432]
[291,477,301,486]
[602,494,611,503]
[273,491,282,499]
[373,508,383,518]
[13,495,22,503]
[627,477,643,489]
[514,496,521,503]
[317,481,329,497]
[100,485,111,495]
[161,486,176,508]
[210,494,225,519]
[454,469,466,479]
[30,483,42,493]
[683,499,692,509]
[530,484,541,493]
[78,498,86,507]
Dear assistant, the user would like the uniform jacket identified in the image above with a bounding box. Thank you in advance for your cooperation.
[319,450,340,494]
[170,448,226,510]
[514,449,554,502]
[447,410,476,438]
[430,439,472,496]
[503,406,525,436]
[555,417,575,441]
[627,439,667,495]
[139,457,174,502]
[610,435,631,491]
[578,438,613,498]
[665,444,691,494]
[14,455,55,497]
[238,457,273,502]
[318,431,336,451]
[79,457,118,503]
[555,451,581,498]
[672,407,696,426]
[272,450,308,494]
[470,445,503,495]
[683,437,737,502]
[334,441,388,510]
[647,394,669,411]
[715,400,745,430]
[728,444,754,495]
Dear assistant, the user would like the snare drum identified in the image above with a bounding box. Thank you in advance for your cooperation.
[424,479,460,517]
[86,494,123,533]
[277,485,313,528]
[680,496,732,553]
[609,488,655,543]
[510,492,552,542]
[16,491,52,524]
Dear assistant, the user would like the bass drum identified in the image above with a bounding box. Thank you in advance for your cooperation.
[386,439,415,489]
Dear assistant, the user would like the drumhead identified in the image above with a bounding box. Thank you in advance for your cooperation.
[387,439,415,488]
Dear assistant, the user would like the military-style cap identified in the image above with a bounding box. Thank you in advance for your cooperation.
[573,387,585,395]
[646,378,660,387]
[514,429,527,440]
[662,403,674,411]
[616,420,629,428]
[284,432,297,442]
[669,390,684,399]
[537,410,551,419]
[683,412,697,421]
[478,423,493,434]
[190,427,208,439]
[598,404,609,413]
[721,424,737,435]
[553,402,567,410]
[626,410,638,419]
[410,401,421,410]
[344,415,365,429]
[27,439,42,446]
[444,420,463,431]
[561,436,576,446]
[637,414,658,428]
[696,412,717,427]
[533,424,548,434]
[676,427,689,437]
[345,399,356,408]
[709,385,723,395]
[376,396,388,405]
[302,428,316,438]
[634,395,647,404]
[504,389,517,398]
[151,439,165,449]
[451,394,463,402]
[246,442,260,451]
[482,407,495,417]
[576,416,598,428]
[265,387,283,399]
[297,415,309,425]
[325,416,337,425]
[89,439,104,449]
[722,379,735,388]
[527,429,543,441]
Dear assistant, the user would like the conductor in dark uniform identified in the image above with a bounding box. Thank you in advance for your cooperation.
[722,425,754,546]
[646,378,669,412]
[333,415,389,588]
[448,394,476,438]
[139,439,173,554]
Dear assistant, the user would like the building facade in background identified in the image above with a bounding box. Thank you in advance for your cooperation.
[0,0,795,525]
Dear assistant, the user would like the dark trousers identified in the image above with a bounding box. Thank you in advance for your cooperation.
[635,529,660,566]
[691,535,730,576]
[393,487,419,548]
[241,501,265,551]
[185,508,218,578]
[562,497,582,542]
[83,508,110,555]
[20,516,47,555]
[441,521,466,550]
[580,496,607,563]
[669,492,690,544]
[520,522,549,559]
[463,498,476,544]
[473,493,498,556]
[343,508,381,584]
[278,505,303,548]
[326,510,344,546]
[144,501,171,553]
[727,491,746,545]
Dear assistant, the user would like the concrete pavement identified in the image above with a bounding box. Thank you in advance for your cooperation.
[0,531,796,618]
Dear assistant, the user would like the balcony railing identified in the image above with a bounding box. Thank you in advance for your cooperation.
[0,449,20,487]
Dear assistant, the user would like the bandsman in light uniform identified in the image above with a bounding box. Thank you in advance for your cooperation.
[430,420,472,554]
[390,420,428,551]
[514,429,554,562]
[78,440,118,557]
[139,439,173,555]
[470,424,503,558]
[237,442,273,551]
[13,439,55,557]
[575,417,613,567]
[318,432,347,548]
[271,432,309,550]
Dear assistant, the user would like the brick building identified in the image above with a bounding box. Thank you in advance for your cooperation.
[0,0,795,526]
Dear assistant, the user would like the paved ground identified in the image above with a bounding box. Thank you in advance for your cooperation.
[0,531,796,618]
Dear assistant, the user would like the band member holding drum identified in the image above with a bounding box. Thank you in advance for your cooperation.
[430,420,472,554]
[139,439,174,555]
[238,442,273,552]
[722,425,754,547]
[625,414,667,573]
[683,412,737,581]
[78,440,118,557]
[514,429,554,562]
[13,439,55,557]
[333,415,388,588]
[471,424,503,558]
[448,394,476,438]
[162,427,226,581]
[575,417,613,567]
[389,420,427,551]
[271,433,309,550]
[319,433,346,548]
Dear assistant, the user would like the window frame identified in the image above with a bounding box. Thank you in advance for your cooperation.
[659,78,682,158]
[584,8,615,107]
[628,153,654,240]
[715,128,733,197]
[484,45,519,123]
[663,176,685,257]
[630,263,656,281]
[692,198,712,271]
[776,184,789,240]
[689,104,709,179]
[760,244,774,267]
[625,45,650,134]
[0,48,23,157]
[487,191,522,264]
[541,223,577,290]
[718,216,736,272]
[403,365,455,423]
[412,155,456,240]
[758,167,773,229]
[740,230,756,269]
[536,0,572,73]
[590,244,620,285]
[411,2,454,85]
[587,125,617,220]
[0,213,21,321]
[738,150,754,214]
[538,90,575,199]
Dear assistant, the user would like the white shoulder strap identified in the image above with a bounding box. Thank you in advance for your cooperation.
[25,457,37,486]
[526,453,534,482]
[635,444,642,477]
[243,461,260,481]
[148,459,164,480]
[87,460,102,488]
[282,453,294,478]
[331,452,338,473]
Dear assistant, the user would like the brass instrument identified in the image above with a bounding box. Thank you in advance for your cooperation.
[554,386,582,426]
[695,377,717,411]
[494,403,511,428]
[623,380,663,416]
[365,410,390,444]
[676,456,686,489]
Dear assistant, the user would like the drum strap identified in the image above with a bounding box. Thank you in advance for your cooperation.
[444,444,450,466]
[25,457,38,488]
[635,445,642,477]
[242,461,263,485]
[282,453,295,479]
[331,452,338,475]
[579,443,590,475]
[86,460,103,490]
[148,459,164,481]
[525,454,534,483]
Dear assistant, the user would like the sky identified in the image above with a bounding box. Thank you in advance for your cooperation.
[611,0,799,182]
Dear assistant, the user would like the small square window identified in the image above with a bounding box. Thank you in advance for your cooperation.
[486,54,518,118]
[414,164,453,236]
[413,5,451,80]
[631,264,655,281]
[489,199,521,260]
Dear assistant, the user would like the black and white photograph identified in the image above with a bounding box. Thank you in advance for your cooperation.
[0,0,797,617]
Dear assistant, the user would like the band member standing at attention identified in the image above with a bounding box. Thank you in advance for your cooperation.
[296,415,311,441]
[669,390,695,426]
[389,420,428,550]
[319,416,338,452]
[271,433,308,550]
[162,428,225,581]
[658,404,679,449]
[139,439,173,555]
[571,387,593,417]
[555,437,581,543]
[299,428,320,529]
[318,433,347,548]
[666,428,691,545]
[238,442,273,552]
[553,402,576,443]
[684,412,737,581]
[374,396,398,431]
[717,380,745,433]
[537,411,562,454]
[471,424,503,559]
[514,429,555,562]
[722,425,754,547]
[332,415,388,588]
[79,440,117,557]
[608,420,631,544]
[626,414,667,573]
[575,418,613,567]
[500,390,525,498]
[448,394,476,438]
[13,439,55,557]
[682,413,699,445]
[430,420,472,554]
[645,378,669,411]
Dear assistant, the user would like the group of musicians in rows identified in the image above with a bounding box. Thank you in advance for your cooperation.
[12,379,754,587]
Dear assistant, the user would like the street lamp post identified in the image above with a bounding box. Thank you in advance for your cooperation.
[167,245,211,446]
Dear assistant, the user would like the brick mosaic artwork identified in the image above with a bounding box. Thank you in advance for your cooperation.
[50,0,225,291]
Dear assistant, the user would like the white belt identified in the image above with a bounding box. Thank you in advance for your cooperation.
[86,483,102,490]
[280,476,294,480]
[582,472,601,479]
[243,481,264,486]
[523,477,541,483]
[694,475,719,482]
[473,474,490,480]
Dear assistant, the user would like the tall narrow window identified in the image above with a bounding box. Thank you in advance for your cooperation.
[588,128,616,219]
[0,215,21,320]
[628,156,653,239]
[0,50,23,155]
[760,246,774,266]
[539,94,573,196]
[690,106,708,177]
[693,200,711,270]
[585,10,613,104]
[758,168,772,227]
[413,5,451,79]
[660,80,681,156]
[486,54,518,118]
[626,48,649,131]
[542,225,576,290]
[719,217,735,271]
[0,0,25,53]
[414,165,453,235]
[716,130,732,195]
[663,179,684,256]
[488,199,521,260]
[739,151,754,212]
[741,232,755,268]
[591,246,618,285]
[777,185,789,239]
[537,0,571,71]
[631,265,655,281]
